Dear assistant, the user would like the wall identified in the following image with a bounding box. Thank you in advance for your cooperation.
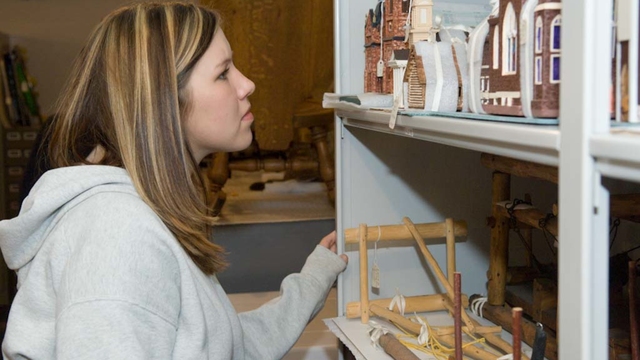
[0,0,196,116]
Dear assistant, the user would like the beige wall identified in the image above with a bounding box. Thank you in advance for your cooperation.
[0,0,196,116]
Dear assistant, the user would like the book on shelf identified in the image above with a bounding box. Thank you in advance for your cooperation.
[0,33,42,129]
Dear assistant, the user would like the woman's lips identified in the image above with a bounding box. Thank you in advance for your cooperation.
[242,111,254,122]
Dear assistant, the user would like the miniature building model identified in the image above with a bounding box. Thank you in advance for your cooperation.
[456,0,563,118]
[364,4,383,93]
[481,1,524,116]
[364,1,411,95]
[613,0,640,122]
[404,40,469,112]
[531,0,562,118]
[408,0,436,46]
[474,0,562,118]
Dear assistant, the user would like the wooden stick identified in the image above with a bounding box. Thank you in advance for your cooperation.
[403,217,475,332]
[474,298,558,360]
[379,333,420,360]
[359,224,369,324]
[346,293,470,319]
[446,218,456,285]
[488,172,510,306]
[494,205,558,237]
[630,260,639,360]
[523,194,533,268]
[443,301,529,360]
[439,334,502,360]
[370,304,499,360]
[513,307,523,360]
[454,272,463,360]
[369,304,422,334]
[480,153,558,183]
[344,221,467,244]
[434,325,502,336]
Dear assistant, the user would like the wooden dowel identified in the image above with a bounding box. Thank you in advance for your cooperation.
[454,272,463,360]
[480,153,558,183]
[523,194,533,267]
[378,333,420,360]
[372,302,501,360]
[359,224,369,324]
[472,317,531,360]
[438,334,500,360]
[344,221,467,244]
[474,299,558,360]
[442,302,528,360]
[403,217,475,333]
[630,260,639,360]
[494,205,558,237]
[488,172,510,306]
[369,304,422,334]
[513,307,523,360]
[346,293,470,319]
[446,218,456,285]
[434,325,502,336]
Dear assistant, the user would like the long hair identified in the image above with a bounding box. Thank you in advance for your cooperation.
[48,2,226,274]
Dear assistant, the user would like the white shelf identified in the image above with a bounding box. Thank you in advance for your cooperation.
[591,131,640,183]
[337,109,560,166]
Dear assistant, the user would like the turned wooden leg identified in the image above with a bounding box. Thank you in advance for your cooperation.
[206,152,229,216]
[488,171,510,305]
[310,125,335,204]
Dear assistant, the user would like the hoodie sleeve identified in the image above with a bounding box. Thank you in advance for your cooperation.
[237,245,347,360]
[54,193,181,359]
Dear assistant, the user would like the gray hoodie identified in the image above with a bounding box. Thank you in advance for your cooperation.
[0,165,346,359]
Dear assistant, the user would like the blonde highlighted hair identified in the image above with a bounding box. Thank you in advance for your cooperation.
[48,2,226,274]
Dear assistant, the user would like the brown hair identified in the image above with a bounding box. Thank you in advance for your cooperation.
[48,2,226,274]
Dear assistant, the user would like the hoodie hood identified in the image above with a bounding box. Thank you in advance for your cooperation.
[0,165,134,271]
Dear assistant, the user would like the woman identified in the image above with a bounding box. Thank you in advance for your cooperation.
[0,2,347,359]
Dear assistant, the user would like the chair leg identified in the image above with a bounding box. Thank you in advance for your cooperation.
[310,125,335,204]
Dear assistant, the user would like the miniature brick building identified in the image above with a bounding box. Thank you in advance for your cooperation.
[364,4,383,93]
[477,0,562,118]
[531,0,562,118]
[482,0,524,116]
[364,0,433,95]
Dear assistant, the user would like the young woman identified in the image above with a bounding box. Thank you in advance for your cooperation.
[0,2,347,359]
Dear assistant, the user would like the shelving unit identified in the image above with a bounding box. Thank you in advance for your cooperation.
[331,0,640,359]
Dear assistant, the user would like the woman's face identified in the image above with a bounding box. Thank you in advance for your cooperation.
[184,29,255,163]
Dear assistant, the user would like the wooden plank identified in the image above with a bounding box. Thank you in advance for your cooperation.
[481,153,558,183]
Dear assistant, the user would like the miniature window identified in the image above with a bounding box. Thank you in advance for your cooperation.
[535,56,542,84]
[551,54,561,83]
[493,26,500,69]
[402,0,410,13]
[389,21,393,32]
[551,15,561,52]
[502,2,518,75]
[535,16,543,54]
[481,77,486,91]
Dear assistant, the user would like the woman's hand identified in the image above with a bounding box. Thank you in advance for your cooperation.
[319,231,348,264]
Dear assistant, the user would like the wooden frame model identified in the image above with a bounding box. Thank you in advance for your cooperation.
[344,217,529,360]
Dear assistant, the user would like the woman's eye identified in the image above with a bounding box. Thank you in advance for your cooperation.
[218,69,229,80]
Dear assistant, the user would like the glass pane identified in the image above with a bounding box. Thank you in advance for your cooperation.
[553,25,561,50]
[553,56,561,81]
